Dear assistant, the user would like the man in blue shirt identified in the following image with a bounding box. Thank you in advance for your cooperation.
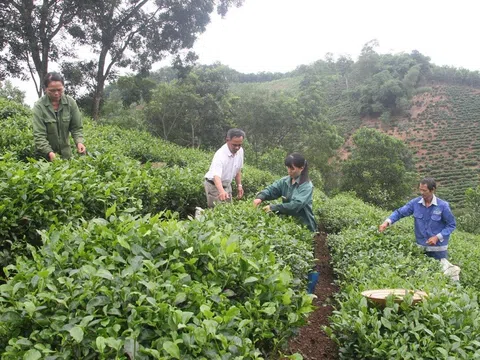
[378,178,456,260]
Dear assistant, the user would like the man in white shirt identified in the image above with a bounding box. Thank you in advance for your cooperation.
[204,128,245,207]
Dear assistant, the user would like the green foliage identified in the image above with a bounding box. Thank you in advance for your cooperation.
[254,147,288,177]
[412,86,433,95]
[0,81,25,104]
[341,128,417,209]
[232,88,300,155]
[116,75,156,108]
[457,185,480,234]
[59,1,243,119]
[318,193,480,359]
[0,0,81,96]
[145,65,233,149]
[316,192,386,233]
[0,99,312,358]
[232,85,342,188]
[0,204,314,358]
[431,65,480,88]
[0,99,34,160]
[99,104,148,130]
[0,100,277,270]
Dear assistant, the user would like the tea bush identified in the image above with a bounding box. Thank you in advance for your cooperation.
[0,204,314,358]
[319,193,480,359]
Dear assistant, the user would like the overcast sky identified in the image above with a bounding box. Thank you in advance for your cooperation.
[11,0,480,105]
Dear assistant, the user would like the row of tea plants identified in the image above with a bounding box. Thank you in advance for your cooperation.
[0,100,315,358]
[318,194,480,359]
[0,203,314,359]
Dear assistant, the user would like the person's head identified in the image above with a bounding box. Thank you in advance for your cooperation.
[419,177,436,201]
[285,152,309,184]
[44,72,65,102]
[225,128,245,154]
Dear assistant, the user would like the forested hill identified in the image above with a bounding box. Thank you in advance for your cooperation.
[344,85,480,207]
[98,43,480,210]
[225,55,480,209]
[232,79,480,209]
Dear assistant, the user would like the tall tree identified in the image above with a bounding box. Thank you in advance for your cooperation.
[66,0,243,120]
[0,80,25,104]
[233,88,302,164]
[341,127,417,209]
[0,0,79,96]
[145,65,232,148]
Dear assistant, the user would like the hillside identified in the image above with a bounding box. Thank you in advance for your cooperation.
[229,76,302,94]
[336,85,480,208]
[228,75,480,209]
[100,50,480,209]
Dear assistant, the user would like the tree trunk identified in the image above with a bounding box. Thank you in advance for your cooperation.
[92,50,108,120]
[92,81,104,121]
[191,122,195,148]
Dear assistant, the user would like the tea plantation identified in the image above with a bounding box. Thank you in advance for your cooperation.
[318,194,480,359]
[0,99,313,359]
[354,85,480,209]
[1,99,480,359]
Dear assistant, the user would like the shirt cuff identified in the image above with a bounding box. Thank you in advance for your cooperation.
[256,194,266,201]
[437,233,444,242]
[385,218,392,225]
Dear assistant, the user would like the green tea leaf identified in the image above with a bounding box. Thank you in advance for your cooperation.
[244,276,258,284]
[96,269,114,280]
[163,341,180,359]
[96,336,106,353]
[23,349,41,360]
[70,326,84,343]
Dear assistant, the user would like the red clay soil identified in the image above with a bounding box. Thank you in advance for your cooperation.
[287,232,340,359]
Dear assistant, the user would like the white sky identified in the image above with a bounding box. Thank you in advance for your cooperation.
[9,0,480,106]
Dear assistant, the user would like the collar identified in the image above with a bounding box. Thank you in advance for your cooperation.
[418,194,437,207]
[40,94,68,107]
[223,143,238,157]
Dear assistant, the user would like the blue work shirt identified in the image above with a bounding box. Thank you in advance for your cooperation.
[387,195,456,257]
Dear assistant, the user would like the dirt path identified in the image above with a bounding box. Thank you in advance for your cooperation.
[287,232,339,359]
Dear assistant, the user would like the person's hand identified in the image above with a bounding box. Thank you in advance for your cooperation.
[378,221,389,232]
[77,143,86,154]
[426,235,439,245]
[48,152,56,162]
[262,205,271,213]
[253,198,262,207]
[237,185,244,199]
[218,190,230,201]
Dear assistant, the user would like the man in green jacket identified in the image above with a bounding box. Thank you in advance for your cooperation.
[32,72,86,161]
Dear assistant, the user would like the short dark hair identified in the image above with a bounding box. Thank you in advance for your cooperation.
[285,152,309,185]
[420,177,436,191]
[44,72,65,88]
[226,128,245,140]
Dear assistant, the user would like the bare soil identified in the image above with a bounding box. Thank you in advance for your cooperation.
[286,232,339,359]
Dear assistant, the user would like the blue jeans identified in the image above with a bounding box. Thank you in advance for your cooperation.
[425,250,448,260]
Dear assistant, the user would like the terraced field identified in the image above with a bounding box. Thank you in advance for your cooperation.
[340,85,480,209]
[403,86,480,207]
